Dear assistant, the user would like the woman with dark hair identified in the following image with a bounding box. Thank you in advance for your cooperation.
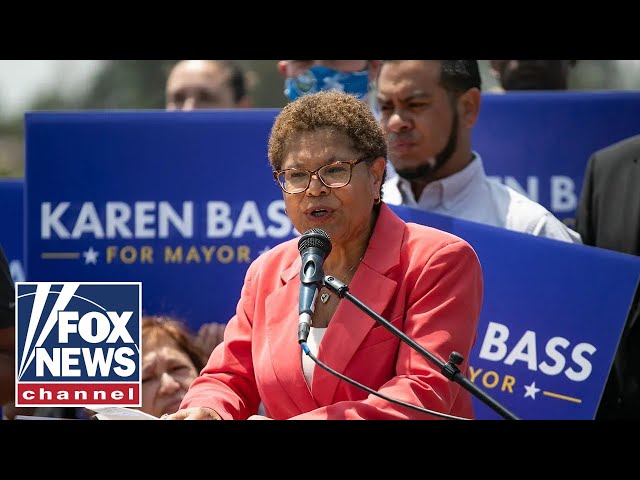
[165,91,484,420]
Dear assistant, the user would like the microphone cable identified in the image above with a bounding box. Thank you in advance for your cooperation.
[301,343,472,420]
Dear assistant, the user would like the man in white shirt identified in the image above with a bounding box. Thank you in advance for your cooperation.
[376,60,581,243]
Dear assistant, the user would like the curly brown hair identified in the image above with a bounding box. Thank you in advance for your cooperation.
[268,91,387,179]
[141,316,207,372]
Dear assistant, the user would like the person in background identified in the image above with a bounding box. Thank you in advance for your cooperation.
[575,134,640,419]
[165,60,240,383]
[138,316,208,418]
[277,60,392,179]
[376,60,581,244]
[277,60,380,108]
[193,321,226,357]
[164,90,483,420]
[488,60,577,92]
[165,60,253,110]
[165,59,246,353]
[0,246,15,406]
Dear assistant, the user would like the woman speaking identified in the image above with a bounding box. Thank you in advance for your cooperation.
[165,91,483,420]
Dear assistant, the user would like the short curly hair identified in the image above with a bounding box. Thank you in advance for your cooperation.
[268,91,387,173]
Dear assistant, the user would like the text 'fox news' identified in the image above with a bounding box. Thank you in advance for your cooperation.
[15,282,142,407]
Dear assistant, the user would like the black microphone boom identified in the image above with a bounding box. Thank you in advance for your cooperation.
[321,274,520,420]
[297,228,332,344]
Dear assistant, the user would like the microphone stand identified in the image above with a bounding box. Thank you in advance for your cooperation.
[323,274,520,420]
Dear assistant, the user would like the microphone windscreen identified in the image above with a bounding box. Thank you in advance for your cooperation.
[298,228,332,256]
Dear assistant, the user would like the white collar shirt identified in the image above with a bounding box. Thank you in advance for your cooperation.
[382,153,582,244]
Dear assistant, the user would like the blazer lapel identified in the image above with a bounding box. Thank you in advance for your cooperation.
[311,204,405,405]
[311,265,398,405]
[265,259,320,413]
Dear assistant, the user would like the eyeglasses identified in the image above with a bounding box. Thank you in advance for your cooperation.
[273,156,369,194]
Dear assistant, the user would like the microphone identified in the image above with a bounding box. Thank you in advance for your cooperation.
[297,228,332,344]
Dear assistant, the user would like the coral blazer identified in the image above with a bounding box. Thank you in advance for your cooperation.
[180,203,483,420]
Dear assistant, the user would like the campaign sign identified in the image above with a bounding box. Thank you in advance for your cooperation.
[24,108,640,419]
[25,110,290,331]
[15,282,142,407]
[390,205,640,420]
[475,91,640,227]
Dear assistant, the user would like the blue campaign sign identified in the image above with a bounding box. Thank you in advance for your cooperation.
[475,91,640,227]
[25,107,640,419]
[0,178,25,282]
[390,205,640,420]
[25,110,292,329]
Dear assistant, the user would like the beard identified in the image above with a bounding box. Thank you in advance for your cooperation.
[395,110,459,181]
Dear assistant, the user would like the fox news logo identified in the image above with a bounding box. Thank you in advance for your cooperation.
[15,282,142,407]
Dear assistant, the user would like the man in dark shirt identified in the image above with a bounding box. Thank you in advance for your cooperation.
[576,134,640,418]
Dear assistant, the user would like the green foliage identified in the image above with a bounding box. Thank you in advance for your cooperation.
[237,60,288,108]
[80,60,177,110]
